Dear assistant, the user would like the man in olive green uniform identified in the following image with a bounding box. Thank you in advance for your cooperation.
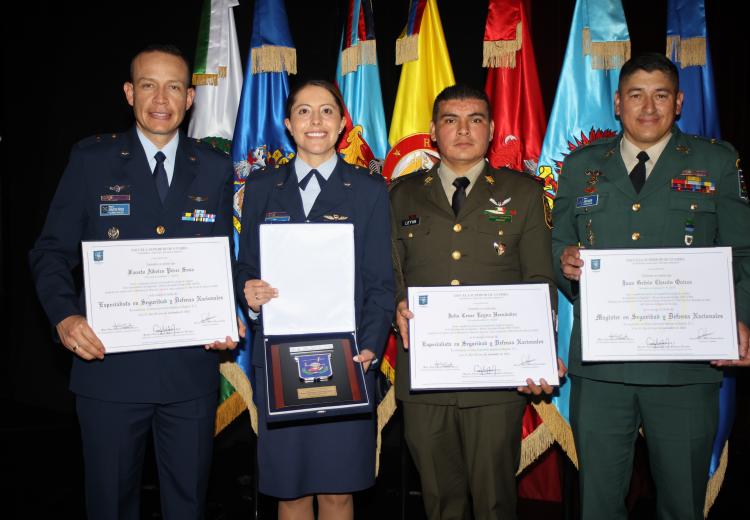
[552,53,750,520]
[391,85,561,520]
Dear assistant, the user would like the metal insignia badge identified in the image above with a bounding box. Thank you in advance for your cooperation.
[295,353,333,383]
[323,214,349,221]
[483,197,515,222]
[586,219,595,246]
[108,184,130,193]
[423,176,434,186]
[676,145,690,154]
[188,195,208,202]
[484,175,495,185]
[493,242,506,256]
[107,227,120,240]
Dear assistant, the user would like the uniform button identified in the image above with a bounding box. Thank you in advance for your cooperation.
[451,250,462,260]
[156,226,166,235]
[632,203,640,212]
[498,229,504,236]
[408,232,413,238]
[453,223,462,232]
[690,202,698,211]
[631,232,640,241]
[450,279,460,286]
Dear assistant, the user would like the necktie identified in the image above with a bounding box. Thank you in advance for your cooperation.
[153,151,169,203]
[451,177,470,216]
[629,151,649,194]
[298,169,326,190]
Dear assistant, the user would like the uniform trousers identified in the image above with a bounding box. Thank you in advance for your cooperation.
[76,393,217,520]
[403,399,526,520]
[570,376,719,520]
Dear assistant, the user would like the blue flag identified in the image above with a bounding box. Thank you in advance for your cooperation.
[534,0,630,467]
[222,0,296,433]
[335,0,389,171]
[667,1,730,512]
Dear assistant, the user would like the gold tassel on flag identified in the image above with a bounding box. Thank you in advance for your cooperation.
[582,27,631,70]
[667,35,707,68]
[341,39,377,76]
[251,45,297,74]
[482,22,522,69]
[395,34,419,65]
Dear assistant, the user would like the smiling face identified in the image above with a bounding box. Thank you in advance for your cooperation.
[284,85,346,167]
[430,97,494,174]
[123,51,194,148]
[615,69,683,149]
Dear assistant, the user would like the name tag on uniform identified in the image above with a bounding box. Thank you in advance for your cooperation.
[575,195,599,208]
[402,215,420,226]
[100,204,130,216]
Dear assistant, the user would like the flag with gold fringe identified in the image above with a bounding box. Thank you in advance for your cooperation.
[187,0,246,435]
[535,0,630,468]
[218,0,297,436]
[483,0,561,500]
[188,0,243,151]
[334,0,392,475]
[335,0,389,173]
[667,2,730,513]
[387,0,455,154]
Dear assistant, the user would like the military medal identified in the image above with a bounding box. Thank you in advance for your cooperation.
[484,197,515,222]
[493,241,506,256]
[586,219,595,246]
[323,214,349,221]
[294,353,333,383]
[684,219,695,246]
[584,170,602,194]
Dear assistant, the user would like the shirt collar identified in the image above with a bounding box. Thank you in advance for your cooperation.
[294,154,339,182]
[620,131,672,173]
[136,128,179,165]
[438,159,487,195]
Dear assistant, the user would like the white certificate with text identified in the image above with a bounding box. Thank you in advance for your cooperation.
[82,237,238,353]
[408,284,558,390]
[579,247,738,361]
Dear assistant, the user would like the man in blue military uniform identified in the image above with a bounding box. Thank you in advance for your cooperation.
[552,52,750,519]
[29,44,236,520]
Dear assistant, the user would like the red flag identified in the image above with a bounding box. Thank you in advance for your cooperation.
[484,0,546,175]
[484,0,561,502]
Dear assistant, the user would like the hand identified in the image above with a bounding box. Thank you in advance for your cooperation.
[244,279,278,313]
[396,300,414,350]
[353,348,376,372]
[204,336,238,351]
[711,321,750,367]
[560,245,584,281]
[56,315,105,360]
[517,357,567,395]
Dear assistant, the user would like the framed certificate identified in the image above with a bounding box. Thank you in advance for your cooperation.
[579,247,738,361]
[264,333,369,421]
[259,223,370,421]
[81,237,238,353]
[407,284,558,390]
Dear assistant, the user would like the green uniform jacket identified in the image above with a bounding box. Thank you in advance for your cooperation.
[552,128,750,384]
[391,163,557,406]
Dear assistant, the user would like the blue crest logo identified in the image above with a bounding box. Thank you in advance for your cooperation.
[591,259,601,271]
[418,295,428,305]
[93,250,104,262]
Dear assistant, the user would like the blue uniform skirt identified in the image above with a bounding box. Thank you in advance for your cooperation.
[255,369,377,499]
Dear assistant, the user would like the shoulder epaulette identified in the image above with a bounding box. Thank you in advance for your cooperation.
[77,133,120,148]
[388,168,430,192]
[689,134,738,155]
[191,137,231,156]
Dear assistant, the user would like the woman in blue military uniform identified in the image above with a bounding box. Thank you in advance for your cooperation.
[235,80,394,519]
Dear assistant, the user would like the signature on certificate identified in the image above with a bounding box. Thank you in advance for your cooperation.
[106,322,136,331]
[691,329,718,340]
[153,324,180,336]
[515,355,543,368]
[197,313,218,324]
[645,337,674,347]
[473,364,497,375]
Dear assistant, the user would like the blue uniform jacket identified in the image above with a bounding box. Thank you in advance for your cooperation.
[29,127,234,402]
[234,160,395,368]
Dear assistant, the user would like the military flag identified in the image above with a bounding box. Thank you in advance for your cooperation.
[335,0,389,174]
[483,0,560,499]
[667,2,730,512]
[534,0,630,467]
[384,0,454,181]
[188,0,243,151]
[218,0,297,434]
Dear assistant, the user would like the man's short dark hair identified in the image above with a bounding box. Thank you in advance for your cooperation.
[432,84,491,122]
[130,44,191,86]
[618,52,680,92]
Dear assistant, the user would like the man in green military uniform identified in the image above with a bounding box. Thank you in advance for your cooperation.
[552,52,750,520]
[391,85,564,520]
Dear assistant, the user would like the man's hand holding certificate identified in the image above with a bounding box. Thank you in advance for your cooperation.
[407,284,559,390]
[81,237,239,354]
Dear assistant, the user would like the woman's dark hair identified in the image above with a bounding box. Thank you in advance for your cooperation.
[285,79,346,119]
